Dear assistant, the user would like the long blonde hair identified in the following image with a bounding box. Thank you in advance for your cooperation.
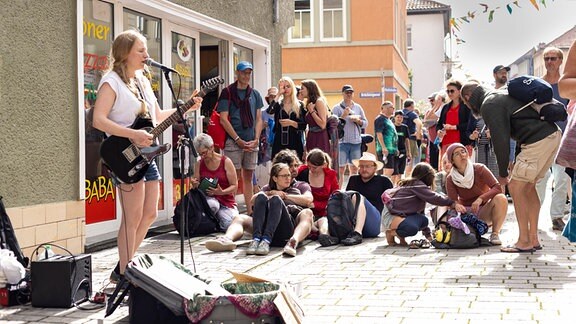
[279,76,301,118]
[108,30,148,86]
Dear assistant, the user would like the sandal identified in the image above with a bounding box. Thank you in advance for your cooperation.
[409,239,431,249]
[419,239,431,249]
[409,239,422,249]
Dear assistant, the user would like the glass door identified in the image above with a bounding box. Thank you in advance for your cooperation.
[165,24,199,216]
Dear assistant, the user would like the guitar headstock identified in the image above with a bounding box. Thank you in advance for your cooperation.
[178,76,225,114]
[198,76,225,97]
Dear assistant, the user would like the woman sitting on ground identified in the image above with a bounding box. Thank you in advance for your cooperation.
[191,133,238,231]
[383,162,466,247]
[296,148,340,246]
[205,149,314,257]
[247,163,313,255]
[445,143,507,246]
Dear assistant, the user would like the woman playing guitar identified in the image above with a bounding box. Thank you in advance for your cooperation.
[92,30,202,282]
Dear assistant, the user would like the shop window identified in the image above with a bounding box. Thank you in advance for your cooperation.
[83,0,116,224]
[289,0,313,42]
[123,9,165,210]
[321,0,345,40]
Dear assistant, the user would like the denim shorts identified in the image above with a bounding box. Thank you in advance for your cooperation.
[339,142,361,166]
[109,160,161,185]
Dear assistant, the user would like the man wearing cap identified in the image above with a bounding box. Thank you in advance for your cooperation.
[461,81,561,252]
[535,46,571,231]
[374,101,398,176]
[344,152,394,245]
[493,65,510,89]
[332,85,368,186]
[218,61,264,215]
[492,64,515,201]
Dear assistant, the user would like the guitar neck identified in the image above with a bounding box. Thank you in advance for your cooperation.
[150,93,204,138]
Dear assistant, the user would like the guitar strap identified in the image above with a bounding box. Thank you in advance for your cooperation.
[134,77,151,119]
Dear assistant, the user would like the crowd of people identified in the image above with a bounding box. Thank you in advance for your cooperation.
[95,29,576,282]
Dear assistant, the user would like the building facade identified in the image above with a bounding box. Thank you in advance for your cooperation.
[0,0,293,255]
[281,0,411,151]
[407,0,451,102]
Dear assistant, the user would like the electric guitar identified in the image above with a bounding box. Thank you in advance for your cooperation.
[100,76,224,184]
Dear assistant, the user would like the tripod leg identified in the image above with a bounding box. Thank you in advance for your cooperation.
[105,277,131,317]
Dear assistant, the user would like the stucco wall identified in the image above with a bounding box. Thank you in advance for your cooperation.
[0,1,293,209]
[169,0,294,83]
[0,1,78,207]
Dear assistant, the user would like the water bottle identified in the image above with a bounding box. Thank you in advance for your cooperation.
[37,244,55,260]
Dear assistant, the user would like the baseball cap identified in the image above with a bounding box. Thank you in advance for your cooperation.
[236,61,253,71]
[493,65,510,74]
[342,85,354,92]
[428,92,437,99]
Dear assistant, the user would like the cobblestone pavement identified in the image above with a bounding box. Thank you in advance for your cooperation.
[1,201,575,323]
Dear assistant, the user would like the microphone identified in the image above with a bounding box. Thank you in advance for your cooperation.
[145,58,179,74]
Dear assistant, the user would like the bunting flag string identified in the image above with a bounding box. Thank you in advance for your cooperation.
[450,0,553,43]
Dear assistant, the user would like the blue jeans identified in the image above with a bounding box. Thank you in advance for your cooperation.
[362,200,381,238]
[396,213,428,238]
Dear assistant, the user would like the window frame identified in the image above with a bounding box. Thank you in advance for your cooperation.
[288,0,314,43]
[319,0,346,42]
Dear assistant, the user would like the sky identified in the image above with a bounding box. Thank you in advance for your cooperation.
[440,0,576,83]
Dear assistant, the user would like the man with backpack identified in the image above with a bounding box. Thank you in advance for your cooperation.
[461,81,561,253]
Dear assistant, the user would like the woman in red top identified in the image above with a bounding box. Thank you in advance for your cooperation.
[437,80,473,165]
[445,143,507,247]
[192,133,238,230]
[296,148,340,246]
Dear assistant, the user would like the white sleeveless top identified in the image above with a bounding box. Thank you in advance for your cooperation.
[98,71,157,135]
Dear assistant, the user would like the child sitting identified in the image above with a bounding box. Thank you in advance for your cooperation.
[382,162,466,247]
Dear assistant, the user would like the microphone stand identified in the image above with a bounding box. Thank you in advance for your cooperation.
[162,70,197,266]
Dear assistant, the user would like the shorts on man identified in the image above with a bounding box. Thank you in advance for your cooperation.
[224,138,258,170]
[339,142,362,166]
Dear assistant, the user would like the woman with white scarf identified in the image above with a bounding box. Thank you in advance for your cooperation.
[445,143,508,246]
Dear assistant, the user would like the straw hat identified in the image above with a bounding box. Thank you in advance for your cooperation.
[352,152,384,171]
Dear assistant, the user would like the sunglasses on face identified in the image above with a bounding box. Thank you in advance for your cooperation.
[446,89,457,94]
[544,57,559,62]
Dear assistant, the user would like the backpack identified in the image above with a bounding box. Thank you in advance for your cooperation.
[172,189,221,238]
[326,190,361,240]
[431,211,488,249]
[508,75,568,122]
[207,89,231,150]
[0,196,29,268]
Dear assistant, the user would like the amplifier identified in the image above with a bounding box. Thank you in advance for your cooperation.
[31,254,92,308]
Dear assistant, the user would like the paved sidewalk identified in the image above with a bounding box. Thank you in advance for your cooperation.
[1,202,575,323]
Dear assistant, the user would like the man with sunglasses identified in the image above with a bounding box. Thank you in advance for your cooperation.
[535,46,571,231]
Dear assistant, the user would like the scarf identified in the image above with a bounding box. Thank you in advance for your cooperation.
[450,159,475,189]
[223,81,253,129]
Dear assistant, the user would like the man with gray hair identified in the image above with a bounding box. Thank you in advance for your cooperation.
[460,81,561,252]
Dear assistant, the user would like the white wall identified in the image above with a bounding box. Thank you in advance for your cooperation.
[407,13,447,102]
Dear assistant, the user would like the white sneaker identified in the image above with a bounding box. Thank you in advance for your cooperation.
[205,237,236,252]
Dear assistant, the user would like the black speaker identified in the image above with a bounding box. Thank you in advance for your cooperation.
[31,254,92,308]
